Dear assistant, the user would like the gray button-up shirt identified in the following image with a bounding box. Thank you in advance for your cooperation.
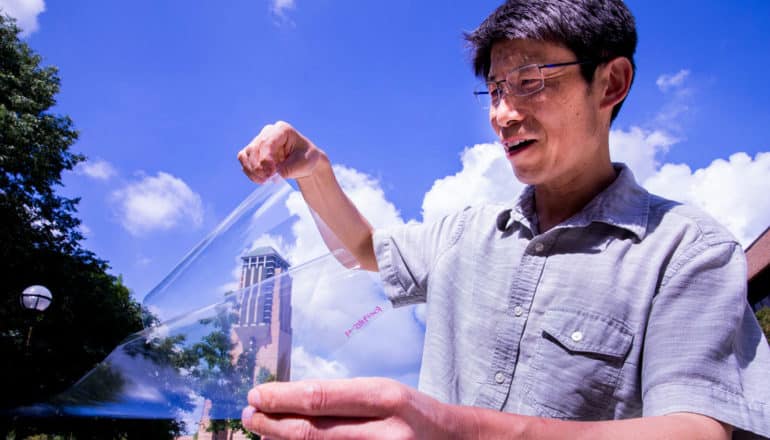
[373,164,770,438]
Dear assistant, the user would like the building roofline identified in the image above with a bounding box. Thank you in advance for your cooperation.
[242,246,290,267]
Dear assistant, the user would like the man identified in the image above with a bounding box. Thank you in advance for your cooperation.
[237,0,770,438]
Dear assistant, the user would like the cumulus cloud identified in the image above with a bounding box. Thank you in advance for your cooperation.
[290,346,349,380]
[75,159,117,180]
[335,165,404,228]
[644,152,770,247]
[609,127,678,184]
[421,143,523,223]
[111,172,203,236]
[288,259,423,380]
[245,233,290,261]
[656,69,690,92]
[262,166,423,382]
[0,0,45,36]
[283,165,404,266]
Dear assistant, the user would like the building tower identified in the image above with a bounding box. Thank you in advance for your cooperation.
[189,247,292,440]
[232,246,292,382]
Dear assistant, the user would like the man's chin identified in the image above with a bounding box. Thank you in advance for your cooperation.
[508,162,543,186]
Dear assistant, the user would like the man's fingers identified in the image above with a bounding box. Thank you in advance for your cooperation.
[242,410,408,440]
[239,149,267,183]
[238,122,297,182]
[249,378,410,418]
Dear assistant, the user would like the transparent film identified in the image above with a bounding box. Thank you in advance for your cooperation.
[11,178,425,433]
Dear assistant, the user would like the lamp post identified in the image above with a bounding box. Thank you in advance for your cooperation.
[20,285,53,349]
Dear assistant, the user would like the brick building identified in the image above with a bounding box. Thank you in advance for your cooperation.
[748,227,770,310]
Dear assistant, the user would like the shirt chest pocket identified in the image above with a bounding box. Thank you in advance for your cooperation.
[525,308,634,420]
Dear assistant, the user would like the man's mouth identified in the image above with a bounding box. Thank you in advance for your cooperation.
[504,139,536,154]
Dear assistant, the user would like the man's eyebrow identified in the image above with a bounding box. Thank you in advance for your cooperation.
[486,54,537,82]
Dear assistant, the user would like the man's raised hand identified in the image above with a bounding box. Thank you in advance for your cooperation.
[238,121,322,184]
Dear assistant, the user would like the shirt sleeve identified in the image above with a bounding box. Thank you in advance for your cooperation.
[642,240,770,438]
[372,209,468,307]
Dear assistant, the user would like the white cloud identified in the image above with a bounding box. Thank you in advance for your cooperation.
[290,346,349,380]
[244,233,290,261]
[609,126,678,184]
[111,172,203,236]
[656,69,690,92]
[0,0,45,36]
[421,143,523,223]
[335,165,404,228]
[288,259,423,379]
[271,0,295,14]
[654,70,694,134]
[75,159,117,180]
[284,193,333,265]
[644,152,770,247]
[270,0,295,24]
[258,166,423,382]
[283,165,404,266]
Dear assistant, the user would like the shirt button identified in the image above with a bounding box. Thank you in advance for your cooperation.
[513,305,523,317]
[533,242,545,253]
[571,331,583,342]
[494,372,506,384]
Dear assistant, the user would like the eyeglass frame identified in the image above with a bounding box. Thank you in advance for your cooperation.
[473,60,601,108]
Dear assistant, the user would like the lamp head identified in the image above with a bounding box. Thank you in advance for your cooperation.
[21,285,53,312]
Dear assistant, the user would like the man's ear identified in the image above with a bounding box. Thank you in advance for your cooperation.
[598,57,633,111]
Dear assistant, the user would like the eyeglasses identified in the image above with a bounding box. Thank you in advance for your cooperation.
[473,60,597,109]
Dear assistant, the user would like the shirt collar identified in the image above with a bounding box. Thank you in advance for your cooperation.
[504,163,650,240]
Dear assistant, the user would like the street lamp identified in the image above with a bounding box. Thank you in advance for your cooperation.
[21,285,53,312]
[20,285,53,349]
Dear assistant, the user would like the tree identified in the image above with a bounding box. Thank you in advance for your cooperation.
[189,312,264,440]
[0,13,180,438]
[757,307,770,345]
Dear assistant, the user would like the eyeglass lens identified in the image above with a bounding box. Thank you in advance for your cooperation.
[475,64,545,109]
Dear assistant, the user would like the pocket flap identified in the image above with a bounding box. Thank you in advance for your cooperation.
[541,309,634,359]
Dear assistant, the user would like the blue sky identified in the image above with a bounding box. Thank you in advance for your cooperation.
[4,0,770,300]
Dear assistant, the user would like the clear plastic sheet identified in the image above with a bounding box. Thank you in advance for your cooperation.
[11,178,425,433]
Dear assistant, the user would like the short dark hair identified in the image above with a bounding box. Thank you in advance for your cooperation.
[465,0,637,121]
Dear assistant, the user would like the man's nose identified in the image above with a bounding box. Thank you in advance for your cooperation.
[492,94,525,128]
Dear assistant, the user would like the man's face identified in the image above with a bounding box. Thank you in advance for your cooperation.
[488,39,606,187]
